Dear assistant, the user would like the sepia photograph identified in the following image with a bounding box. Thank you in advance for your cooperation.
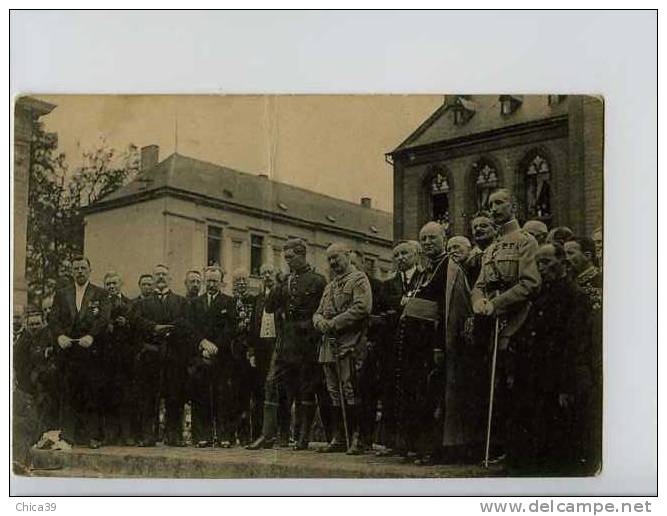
[11,93,604,480]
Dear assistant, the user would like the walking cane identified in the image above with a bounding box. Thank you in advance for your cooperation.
[209,376,218,446]
[331,337,350,449]
[484,314,500,468]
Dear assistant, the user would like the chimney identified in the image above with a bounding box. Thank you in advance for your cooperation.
[361,197,372,208]
[141,145,159,171]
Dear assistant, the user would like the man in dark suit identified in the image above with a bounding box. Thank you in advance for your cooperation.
[377,240,421,456]
[14,307,59,435]
[184,270,202,301]
[50,255,111,448]
[187,266,236,447]
[247,263,278,442]
[224,268,257,446]
[132,264,194,447]
[508,243,592,474]
[135,273,155,302]
[101,271,139,445]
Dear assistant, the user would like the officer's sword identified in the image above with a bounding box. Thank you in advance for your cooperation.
[331,337,350,449]
[484,312,500,468]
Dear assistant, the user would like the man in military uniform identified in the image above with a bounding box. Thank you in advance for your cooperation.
[471,188,541,462]
[466,214,496,287]
[187,266,236,447]
[348,250,386,453]
[101,272,138,445]
[247,238,327,451]
[507,243,591,474]
[132,264,193,447]
[564,236,603,472]
[313,243,372,454]
[50,255,111,448]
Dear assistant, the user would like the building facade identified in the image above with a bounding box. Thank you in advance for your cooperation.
[388,95,603,240]
[83,149,394,297]
[13,97,56,311]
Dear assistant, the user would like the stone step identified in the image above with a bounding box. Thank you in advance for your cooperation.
[27,444,498,479]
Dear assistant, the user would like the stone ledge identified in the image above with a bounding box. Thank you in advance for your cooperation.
[26,445,498,479]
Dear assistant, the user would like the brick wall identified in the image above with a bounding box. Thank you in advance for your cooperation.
[393,96,603,241]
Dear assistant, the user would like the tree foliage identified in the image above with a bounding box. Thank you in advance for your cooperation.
[25,125,139,306]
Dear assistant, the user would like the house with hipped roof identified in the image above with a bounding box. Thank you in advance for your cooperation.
[83,147,393,296]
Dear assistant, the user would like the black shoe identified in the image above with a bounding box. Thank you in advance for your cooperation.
[165,439,187,447]
[346,439,367,456]
[246,436,276,450]
[376,448,400,457]
[318,439,347,453]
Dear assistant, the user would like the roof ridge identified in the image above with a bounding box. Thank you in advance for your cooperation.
[156,152,391,215]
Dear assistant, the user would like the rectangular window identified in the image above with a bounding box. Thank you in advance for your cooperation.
[207,226,223,266]
[250,235,264,276]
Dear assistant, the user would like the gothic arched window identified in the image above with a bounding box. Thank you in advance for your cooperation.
[473,159,499,211]
[425,166,451,230]
[525,154,552,219]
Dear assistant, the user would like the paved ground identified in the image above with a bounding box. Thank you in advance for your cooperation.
[26,443,503,479]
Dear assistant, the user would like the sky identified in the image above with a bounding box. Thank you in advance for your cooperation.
[35,95,442,212]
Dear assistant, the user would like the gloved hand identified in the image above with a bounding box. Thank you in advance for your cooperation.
[57,335,72,350]
[79,335,94,348]
[200,339,218,357]
[473,298,495,316]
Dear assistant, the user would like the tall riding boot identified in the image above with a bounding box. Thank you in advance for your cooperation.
[346,404,365,455]
[246,403,278,450]
[294,402,316,450]
[318,405,347,453]
[318,396,334,443]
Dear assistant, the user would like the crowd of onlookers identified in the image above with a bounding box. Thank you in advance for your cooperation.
[13,188,603,475]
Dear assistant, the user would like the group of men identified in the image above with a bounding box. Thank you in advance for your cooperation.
[13,187,602,473]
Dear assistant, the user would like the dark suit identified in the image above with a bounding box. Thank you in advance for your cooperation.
[508,278,592,473]
[227,293,257,444]
[103,293,142,444]
[132,290,194,444]
[380,269,420,449]
[357,275,387,447]
[187,292,236,444]
[248,289,279,441]
[14,326,59,433]
[50,282,110,444]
